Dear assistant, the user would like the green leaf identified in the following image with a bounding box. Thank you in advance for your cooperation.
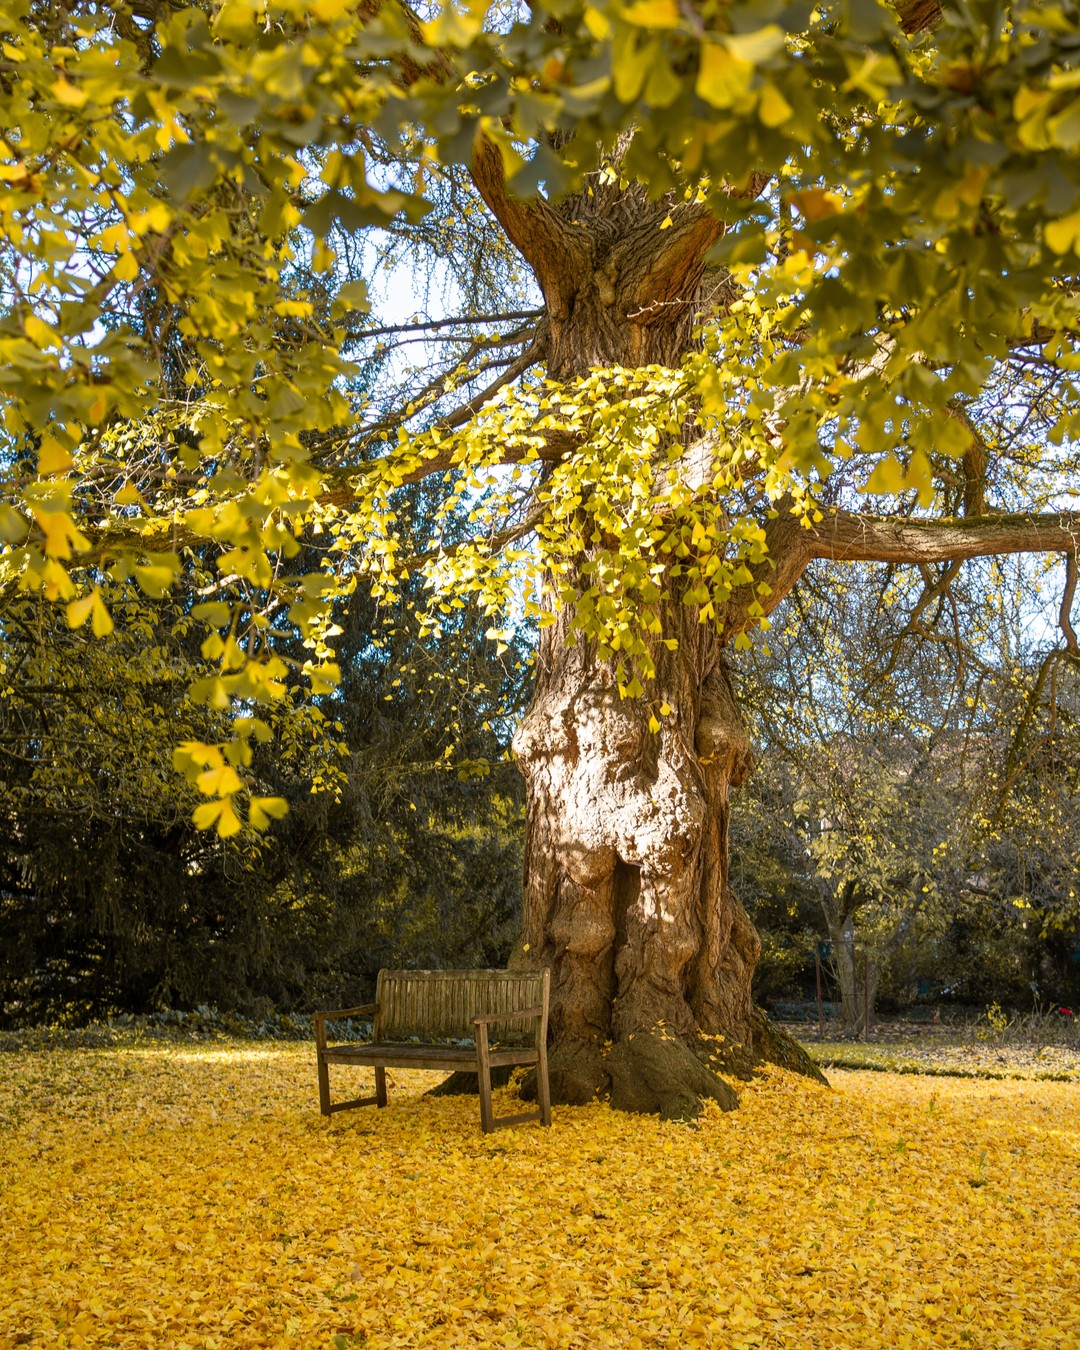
[0,505,28,543]
[158,144,219,200]
[192,602,233,626]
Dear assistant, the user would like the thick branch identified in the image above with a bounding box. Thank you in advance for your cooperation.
[894,0,942,34]
[469,137,589,306]
[720,512,818,641]
[722,507,1080,643]
[351,0,585,301]
[809,510,1080,565]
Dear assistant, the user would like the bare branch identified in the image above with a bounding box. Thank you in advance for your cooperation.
[439,338,548,433]
[1061,551,1079,655]
[349,308,544,340]
[809,510,1080,566]
[345,323,548,465]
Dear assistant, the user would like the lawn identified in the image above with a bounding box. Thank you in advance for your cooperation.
[2,1045,1078,1349]
[790,1024,1080,1082]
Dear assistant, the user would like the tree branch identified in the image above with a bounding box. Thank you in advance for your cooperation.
[468,136,590,310]
[1061,551,1079,655]
[349,308,544,340]
[721,508,1080,644]
[894,0,943,34]
[438,337,548,433]
[808,510,1080,566]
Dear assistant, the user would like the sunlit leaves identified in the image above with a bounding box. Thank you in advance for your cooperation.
[66,588,114,638]
[0,0,372,834]
[173,732,288,836]
[249,794,290,829]
[4,0,1080,836]
[339,361,786,692]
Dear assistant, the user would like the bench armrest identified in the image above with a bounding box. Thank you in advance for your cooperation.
[314,1004,378,1050]
[319,1004,379,1021]
[473,1005,545,1026]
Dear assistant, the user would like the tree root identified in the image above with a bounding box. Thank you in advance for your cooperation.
[518,1042,611,1107]
[553,1042,613,1103]
[433,1009,824,1115]
[606,1030,739,1120]
[750,1008,829,1085]
[695,1009,829,1087]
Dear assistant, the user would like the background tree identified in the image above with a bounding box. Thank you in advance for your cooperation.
[733,553,1080,1027]
[0,516,529,1026]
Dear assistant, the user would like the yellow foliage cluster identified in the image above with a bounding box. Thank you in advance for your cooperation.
[2,1049,1078,1349]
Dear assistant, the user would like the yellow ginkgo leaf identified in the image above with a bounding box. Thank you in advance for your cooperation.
[249,795,289,829]
[621,0,680,27]
[758,83,793,128]
[38,435,73,477]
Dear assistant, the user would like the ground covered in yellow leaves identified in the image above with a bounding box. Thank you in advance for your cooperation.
[2,1047,1078,1349]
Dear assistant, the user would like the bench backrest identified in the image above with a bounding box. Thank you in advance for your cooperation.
[374,969,549,1047]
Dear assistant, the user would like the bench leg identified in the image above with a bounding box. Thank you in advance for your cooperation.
[537,1039,552,1128]
[317,1053,332,1117]
[375,1065,388,1108]
[476,1026,495,1134]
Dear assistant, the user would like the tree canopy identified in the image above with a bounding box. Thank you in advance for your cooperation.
[2,0,1079,835]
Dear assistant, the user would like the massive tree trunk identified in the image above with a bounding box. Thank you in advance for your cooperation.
[514,607,808,1115]
[463,160,823,1116]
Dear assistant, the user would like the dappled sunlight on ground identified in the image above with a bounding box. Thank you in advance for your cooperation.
[152,1049,300,1065]
[1,1046,1078,1348]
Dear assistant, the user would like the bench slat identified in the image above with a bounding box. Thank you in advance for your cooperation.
[322,1045,540,1071]
[376,969,547,1047]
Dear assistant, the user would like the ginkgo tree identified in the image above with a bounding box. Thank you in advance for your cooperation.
[2,0,1080,1115]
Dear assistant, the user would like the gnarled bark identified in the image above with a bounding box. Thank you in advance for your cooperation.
[514,595,823,1116]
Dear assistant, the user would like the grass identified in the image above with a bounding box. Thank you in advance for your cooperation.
[787,1014,1080,1082]
[801,1039,1080,1081]
[2,1044,1079,1348]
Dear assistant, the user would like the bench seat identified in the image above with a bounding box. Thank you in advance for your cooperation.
[321,1043,541,1071]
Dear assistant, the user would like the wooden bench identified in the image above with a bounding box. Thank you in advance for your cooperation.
[314,968,552,1134]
